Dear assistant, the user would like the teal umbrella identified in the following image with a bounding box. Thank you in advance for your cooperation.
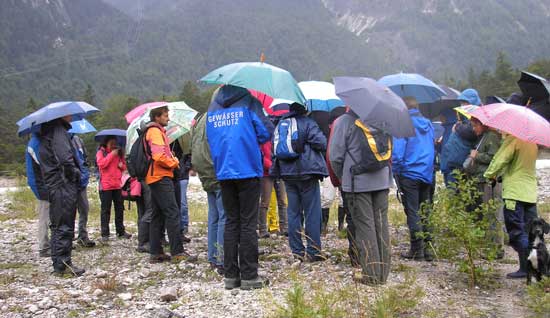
[200,62,306,105]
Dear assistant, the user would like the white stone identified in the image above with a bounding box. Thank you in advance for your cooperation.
[145,303,154,310]
[118,293,133,301]
[160,287,177,302]
[93,289,104,297]
[95,270,109,278]
[29,304,39,313]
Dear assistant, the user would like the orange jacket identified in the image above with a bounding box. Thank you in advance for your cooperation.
[145,124,179,184]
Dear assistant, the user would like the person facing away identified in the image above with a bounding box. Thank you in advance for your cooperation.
[206,85,273,290]
[96,136,131,242]
[70,134,96,248]
[484,134,538,279]
[270,103,328,263]
[38,116,84,277]
[145,106,197,264]
[392,97,435,261]
[26,133,50,258]
[329,108,393,285]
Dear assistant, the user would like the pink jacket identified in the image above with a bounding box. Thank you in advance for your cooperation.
[96,146,127,191]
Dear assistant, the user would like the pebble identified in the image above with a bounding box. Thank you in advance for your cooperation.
[95,270,109,278]
[29,304,39,313]
[93,288,104,297]
[160,287,178,302]
[118,293,133,301]
[145,303,154,310]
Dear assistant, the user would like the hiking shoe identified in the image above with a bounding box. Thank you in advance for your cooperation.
[224,277,241,290]
[506,270,527,279]
[100,236,110,243]
[292,254,305,262]
[53,265,85,277]
[39,249,51,258]
[240,276,269,290]
[136,244,150,253]
[210,263,225,276]
[181,233,191,243]
[118,232,132,239]
[149,254,171,264]
[306,253,327,263]
[259,232,270,239]
[400,250,424,261]
[423,248,434,262]
[171,251,198,263]
[77,238,96,248]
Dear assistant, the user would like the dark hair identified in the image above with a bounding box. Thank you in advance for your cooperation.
[470,117,482,125]
[100,135,117,148]
[150,106,169,122]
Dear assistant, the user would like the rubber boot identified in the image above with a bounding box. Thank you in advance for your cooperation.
[321,208,330,235]
[337,206,345,232]
[506,249,528,279]
[401,239,424,260]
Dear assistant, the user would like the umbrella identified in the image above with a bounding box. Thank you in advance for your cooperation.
[125,101,168,124]
[517,71,550,102]
[17,101,99,137]
[95,129,127,146]
[126,101,197,153]
[249,89,276,115]
[298,81,344,112]
[200,62,306,104]
[485,95,506,105]
[419,85,462,119]
[470,103,550,147]
[268,99,291,117]
[68,119,97,134]
[378,73,446,104]
[334,76,415,138]
[454,105,479,119]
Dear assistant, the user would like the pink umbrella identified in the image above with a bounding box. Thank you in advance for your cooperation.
[125,101,168,124]
[470,103,550,147]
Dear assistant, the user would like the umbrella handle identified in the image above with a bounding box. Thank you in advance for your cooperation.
[526,97,532,107]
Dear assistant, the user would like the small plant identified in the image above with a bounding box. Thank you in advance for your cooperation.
[421,172,500,288]
[524,277,550,317]
[370,272,425,318]
[92,275,121,292]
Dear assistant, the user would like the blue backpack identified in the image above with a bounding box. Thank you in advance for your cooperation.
[273,117,304,160]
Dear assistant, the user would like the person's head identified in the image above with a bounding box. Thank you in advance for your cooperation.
[402,96,419,110]
[61,115,72,123]
[458,88,481,106]
[470,117,487,136]
[150,106,170,126]
[102,136,118,150]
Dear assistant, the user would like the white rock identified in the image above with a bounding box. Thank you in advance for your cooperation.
[95,270,109,278]
[139,270,150,278]
[1,305,8,311]
[160,287,178,302]
[93,289,104,297]
[67,290,81,298]
[29,304,39,313]
[145,303,154,310]
[118,293,133,301]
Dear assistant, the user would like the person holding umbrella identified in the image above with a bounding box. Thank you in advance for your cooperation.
[96,132,131,242]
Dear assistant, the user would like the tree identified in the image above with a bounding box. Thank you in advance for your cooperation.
[26,97,38,113]
[82,84,96,105]
[178,81,202,107]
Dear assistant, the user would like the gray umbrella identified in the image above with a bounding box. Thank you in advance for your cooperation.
[334,77,415,138]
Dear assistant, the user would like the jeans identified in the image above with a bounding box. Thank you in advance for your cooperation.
[37,200,50,253]
[149,177,184,256]
[220,178,260,280]
[99,189,125,237]
[504,200,538,252]
[49,183,78,272]
[179,179,189,232]
[207,190,225,266]
[76,188,90,240]
[284,178,322,257]
[397,175,432,244]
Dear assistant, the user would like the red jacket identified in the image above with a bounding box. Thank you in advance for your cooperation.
[260,141,273,177]
[96,146,127,191]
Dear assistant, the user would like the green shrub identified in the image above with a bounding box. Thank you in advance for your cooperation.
[525,277,550,317]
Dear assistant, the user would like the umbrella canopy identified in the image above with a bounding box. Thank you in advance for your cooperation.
[68,119,97,134]
[334,76,415,138]
[268,99,291,117]
[470,103,550,147]
[95,129,127,146]
[298,81,344,112]
[485,95,506,105]
[125,101,168,124]
[517,71,550,102]
[419,85,462,119]
[378,73,446,104]
[200,62,306,104]
[17,101,99,137]
[126,101,197,153]
[454,105,479,119]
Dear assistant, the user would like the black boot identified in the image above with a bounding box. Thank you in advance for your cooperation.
[401,239,424,260]
[321,208,330,235]
[506,249,528,279]
[337,207,345,232]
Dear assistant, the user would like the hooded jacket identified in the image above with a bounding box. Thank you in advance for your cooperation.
[26,133,48,200]
[191,113,219,192]
[469,130,502,180]
[458,88,482,106]
[440,121,478,174]
[206,85,274,181]
[392,109,435,184]
[96,146,126,191]
[145,122,179,185]
[269,112,328,179]
[38,119,81,191]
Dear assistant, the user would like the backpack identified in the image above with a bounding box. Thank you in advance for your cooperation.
[127,127,153,181]
[273,117,304,160]
[346,115,392,175]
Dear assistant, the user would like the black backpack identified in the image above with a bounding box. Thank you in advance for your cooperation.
[127,127,153,181]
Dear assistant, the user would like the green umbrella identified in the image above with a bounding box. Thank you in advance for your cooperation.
[200,62,306,105]
[126,101,198,153]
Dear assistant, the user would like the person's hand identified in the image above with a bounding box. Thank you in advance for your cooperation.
[470,149,478,158]
[112,148,119,156]
[452,123,457,132]
[118,162,123,169]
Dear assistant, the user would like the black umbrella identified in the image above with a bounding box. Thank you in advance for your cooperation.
[517,71,550,102]
[419,85,461,119]
[485,95,506,105]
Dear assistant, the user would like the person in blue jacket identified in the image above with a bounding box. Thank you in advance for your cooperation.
[26,133,51,257]
[392,97,435,261]
[270,103,328,263]
[206,85,273,290]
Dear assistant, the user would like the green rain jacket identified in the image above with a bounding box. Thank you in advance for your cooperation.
[470,130,501,180]
[191,113,220,192]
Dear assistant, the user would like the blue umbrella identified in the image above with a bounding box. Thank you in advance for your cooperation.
[378,73,446,104]
[17,101,99,137]
[334,76,415,138]
[68,119,97,134]
[95,129,127,146]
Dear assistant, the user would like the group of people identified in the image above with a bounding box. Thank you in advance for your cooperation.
[25,84,542,286]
